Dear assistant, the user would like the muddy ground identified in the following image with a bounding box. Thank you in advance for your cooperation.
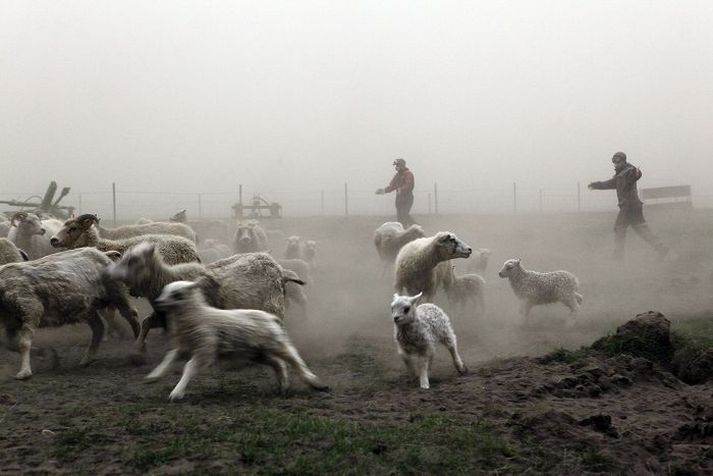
[1,210,713,474]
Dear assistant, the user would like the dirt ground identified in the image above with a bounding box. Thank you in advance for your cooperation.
[1,210,713,474]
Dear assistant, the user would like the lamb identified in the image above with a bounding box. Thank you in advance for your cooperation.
[96,219,197,244]
[374,222,425,265]
[394,231,472,302]
[0,238,29,265]
[233,221,269,254]
[8,211,63,260]
[145,280,328,401]
[445,265,486,318]
[465,248,491,275]
[107,243,289,353]
[284,235,302,259]
[498,258,583,317]
[50,214,200,265]
[390,292,467,389]
[0,248,140,379]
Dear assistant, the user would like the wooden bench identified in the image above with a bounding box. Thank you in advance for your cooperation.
[640,185,692,209]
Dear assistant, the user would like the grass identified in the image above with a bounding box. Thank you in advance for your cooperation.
[50,403,518,474]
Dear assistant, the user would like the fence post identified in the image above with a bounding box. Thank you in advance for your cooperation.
[112,183,117,226]
[434,183,439,215]
[344,183,349,217]
[321,190,325,216]
[198,193,203,218]
[577,182,581,213]
[539,189,543,213]
[513,182,517,215]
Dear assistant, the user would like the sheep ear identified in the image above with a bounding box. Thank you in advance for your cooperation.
[516,257,522,263]
[393,293,400,301]
[410,292,423,303]
[19,250,29,261]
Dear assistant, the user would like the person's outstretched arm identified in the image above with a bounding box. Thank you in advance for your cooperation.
[588,176,616,190]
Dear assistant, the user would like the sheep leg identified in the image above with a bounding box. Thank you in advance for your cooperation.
[275,342,329,392]
[79,313,105,366]
[146,349,180,381]
[418,357,430,389]
[169,356,207,401]
[519,300,534,317]
[400,352,417,378]
[135,311,163,353]
[115,303,140,339]
[265,355,290,395]
[8,324,36,380]
[445,337,468,375]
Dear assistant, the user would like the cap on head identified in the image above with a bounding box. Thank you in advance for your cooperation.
[611,151,627,163]
[393,158,406,167]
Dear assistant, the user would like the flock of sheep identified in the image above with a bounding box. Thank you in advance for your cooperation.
[0,210,584,397]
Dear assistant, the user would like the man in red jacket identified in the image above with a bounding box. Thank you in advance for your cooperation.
[589,151,668,259]
[376,158,415,227]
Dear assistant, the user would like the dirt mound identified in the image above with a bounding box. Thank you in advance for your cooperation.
[591,310,673,365]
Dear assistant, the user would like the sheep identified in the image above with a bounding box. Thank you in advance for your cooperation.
[233,221,269,254]
[374,222,426,265]
[145,280,328,401]
[390,292,467,389]
[465,248,491,275]
[284,235,302,259]
[498,258,583,318]
[0,248,140,379]
[106,243,289,353]
[0,238,29,265]
[8,211,63,260]
[444,265,486,318]
[50,214,200,265]
[197,238,232,264]
[303,240,317,268]
[96,219,197,244]
[394,231,472,302]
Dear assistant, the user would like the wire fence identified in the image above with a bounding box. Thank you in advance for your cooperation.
[1,182,710,223]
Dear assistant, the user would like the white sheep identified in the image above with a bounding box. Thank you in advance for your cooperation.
[498,258,583,318]
[0,238,29,265]
[0,248,140,379]
[233,221,269,254]
[465,248,491,275]
[107,242,289,354]
[147,280,328,401]
[302,240,317,268]
[284,235,302,259]
[50,214,200,265]
[8,211,63,260]
[394,231,472,302]
[390,292,467,389]
[445,265,486,318]
[373,222,425,266]
[97,219,197,244]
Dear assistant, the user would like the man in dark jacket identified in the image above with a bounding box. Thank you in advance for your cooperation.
[376,158,415,227]
[589,151,668,259]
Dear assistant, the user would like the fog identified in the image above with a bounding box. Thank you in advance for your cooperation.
[2,1,712,217]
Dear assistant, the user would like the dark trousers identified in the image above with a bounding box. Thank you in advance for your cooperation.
[396,193,414,227]
[613,204,667,258]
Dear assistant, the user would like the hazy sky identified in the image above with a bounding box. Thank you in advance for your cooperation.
[2,1,712,215]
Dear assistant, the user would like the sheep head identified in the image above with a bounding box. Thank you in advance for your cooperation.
[498,258,522,278]
[50,214,99,248]
[390,292,423,325]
